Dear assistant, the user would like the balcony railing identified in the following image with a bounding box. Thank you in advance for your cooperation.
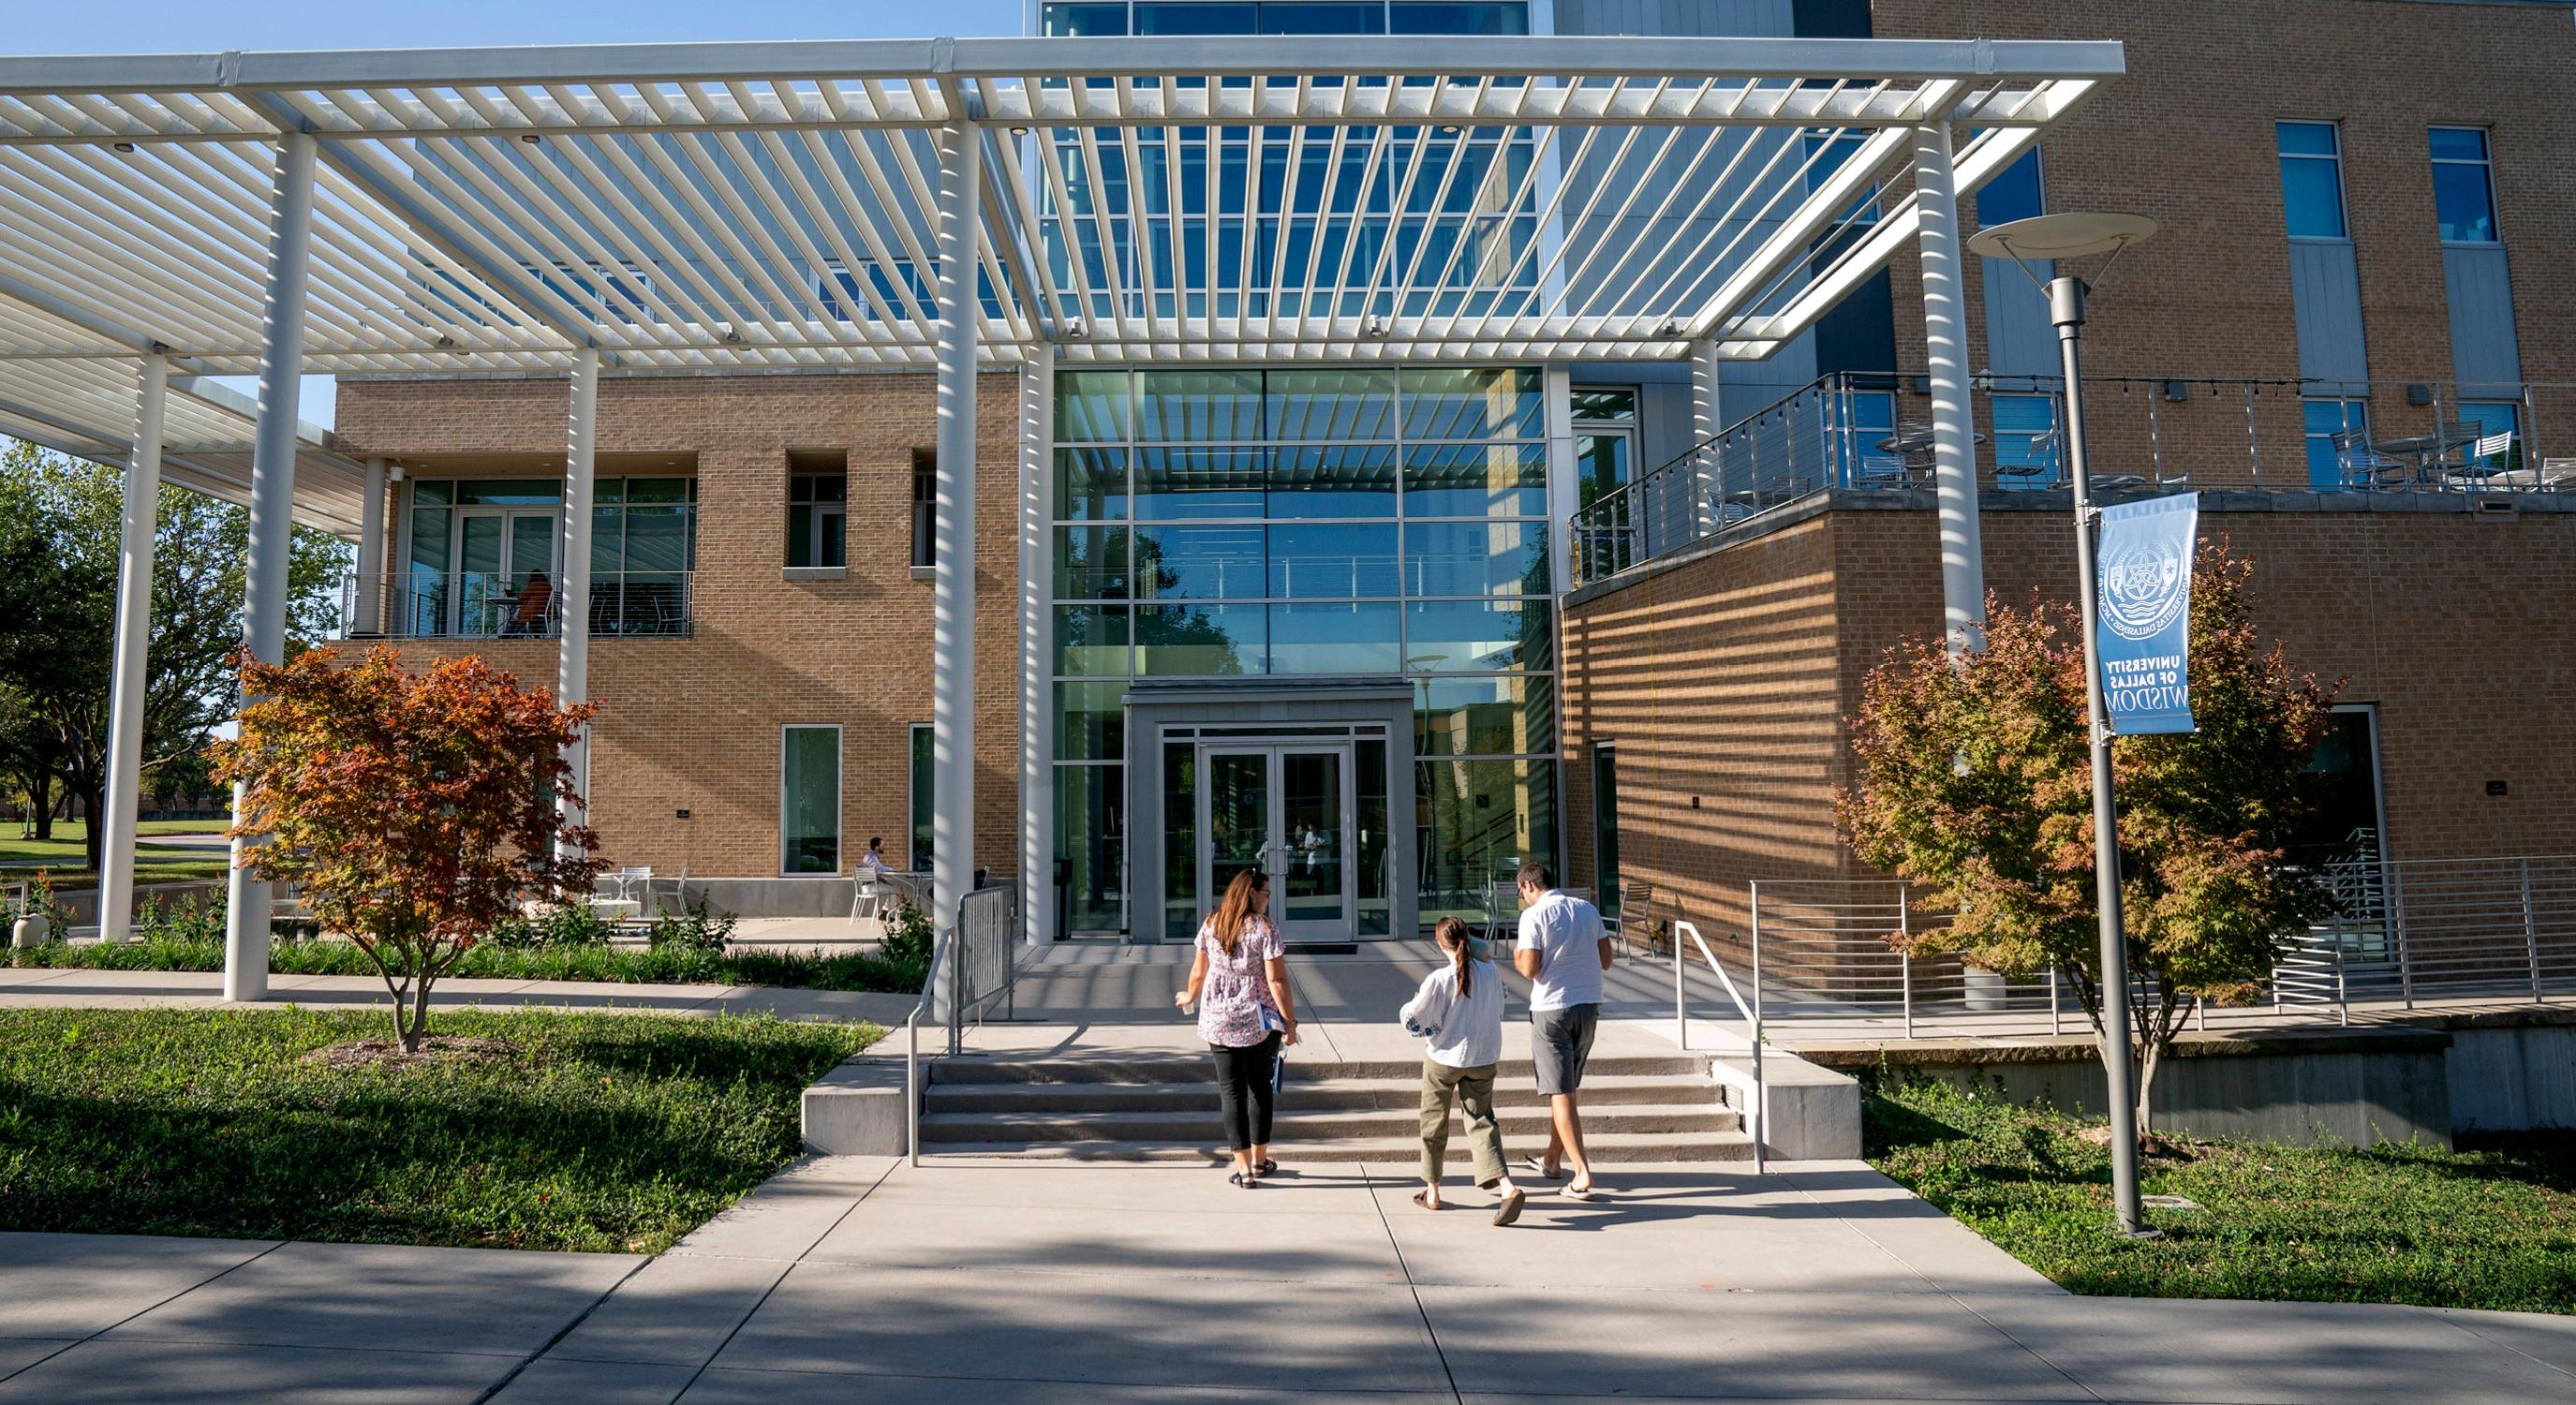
[1569,372,2576,588]
[342,570,694,642]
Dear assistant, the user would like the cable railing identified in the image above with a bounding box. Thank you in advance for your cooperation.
[1671,918,1762,1176]
[1710,856,2576,1040]
[1569,373,2576,589]
[342,569,694,641]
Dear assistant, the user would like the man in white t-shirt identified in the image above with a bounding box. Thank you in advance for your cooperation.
[1511,861,1612,1199]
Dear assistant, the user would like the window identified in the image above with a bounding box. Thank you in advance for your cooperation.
[780,726,841,875]
[1977,149,2045,228]
[1990,393,2061,487]
[787,460,846,569]
[2457,401,2522,471]
[2429,127,2497,244]
[2302,399,2370,489]
[909,723,936,872]
[910,451,937,570]
[1571,386,1636,513]
[1591,744,1621,916]
[2276,122,2348,240]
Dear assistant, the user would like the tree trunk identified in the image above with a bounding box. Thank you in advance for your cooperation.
[79,780,105,875]
[2136,1038,2161,1136]
[403,970,436,1055]
[26,776,52,842]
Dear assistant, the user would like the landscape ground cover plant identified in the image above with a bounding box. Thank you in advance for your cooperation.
[0,1006,878,1252]
[1865,1074,2576,1314]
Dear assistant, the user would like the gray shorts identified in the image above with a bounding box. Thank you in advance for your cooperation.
[1531,1003,1600,1097]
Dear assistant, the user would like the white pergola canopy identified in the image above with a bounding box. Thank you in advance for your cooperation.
[0,35,2117,379]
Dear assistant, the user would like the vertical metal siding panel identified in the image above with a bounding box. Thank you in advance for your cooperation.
[2442,245,2523,391]
[1980,255,2056,377]
[2288,241,2369,388]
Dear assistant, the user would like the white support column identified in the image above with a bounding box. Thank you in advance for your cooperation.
[96,351,167,945]
[555,348,600,855]
[1018,342,1055,945]
[225,130,318,1003]
[1543,363,1577,594]
[931,120,983,939]
[1690,337,1723,535]
[354,456,387,635]
[1910,119,1987,654]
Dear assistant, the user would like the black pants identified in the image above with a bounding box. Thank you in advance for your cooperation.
[1209,1032,1282,1151]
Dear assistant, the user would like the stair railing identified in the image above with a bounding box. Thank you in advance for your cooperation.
[1671,918,1763,1176]
[905,929,955,1167]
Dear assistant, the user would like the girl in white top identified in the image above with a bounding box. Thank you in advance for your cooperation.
[1399,917,1525,1225]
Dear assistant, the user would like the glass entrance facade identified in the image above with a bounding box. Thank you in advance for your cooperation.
[1053,365,1559,935]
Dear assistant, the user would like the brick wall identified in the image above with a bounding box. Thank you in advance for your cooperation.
[1860,0,2575,486]
[334,369,1025,880]
[1563,499,2576,948]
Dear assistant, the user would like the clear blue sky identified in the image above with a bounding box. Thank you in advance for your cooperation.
[9,2,1026,54]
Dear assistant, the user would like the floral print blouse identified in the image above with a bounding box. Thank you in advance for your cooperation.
[1195,917,1285,1048]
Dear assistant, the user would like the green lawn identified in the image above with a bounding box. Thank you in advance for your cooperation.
[1865,1077,2576,1314]
[9,934,929,993]
[1,819,231,886]
[0,1007,877,1252]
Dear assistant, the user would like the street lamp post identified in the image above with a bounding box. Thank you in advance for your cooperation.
[1970,212,2161,1239]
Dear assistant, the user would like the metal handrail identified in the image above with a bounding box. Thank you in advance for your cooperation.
[904,928,954,1168]
[1672,918,1763,1176]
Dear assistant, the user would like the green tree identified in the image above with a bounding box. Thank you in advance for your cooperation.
[1838,540,2343,1131]
[0,439,350,870]
[215,645,603,1053]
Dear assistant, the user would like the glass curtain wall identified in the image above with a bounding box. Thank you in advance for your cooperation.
[1053,365,1558,934]
[404,478,697,637]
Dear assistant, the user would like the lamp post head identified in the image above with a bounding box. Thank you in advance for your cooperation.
[1969,212,2157,332]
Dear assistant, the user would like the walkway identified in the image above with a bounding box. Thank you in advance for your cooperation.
[5,1155,2572,1402]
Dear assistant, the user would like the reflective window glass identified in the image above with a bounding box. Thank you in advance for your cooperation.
[2429,127,2496,244]
[1134,2,1260,34]
[1404,443,1547,518]
[1390,3,1529,35]
[1135,447,1266,519]
[1133,525,1268,599]
[1042,2,1130,35]
[1415,675,1555,755]
[1056,369,1132,441]
[1056,682,1128,761]
[1262,2,1385,33]
[1978,149,2044,228]
[1138,369,1266,439]
[2303,399,2369,488]
[1267,445,1399,518]
[2276,122,2347,240]
[1405,599,1552,671]
[1135,602,1266,675]
[1268,522,1400,598]
[1055,604,1133,675]
[1266,367,1396,441]
[1269,600,1402,673]
[1400,366,1545,439]
[1057,763,1126,932]
[1055,526,1133,599]
[1416,756,1555,923]
[1056,447,1129,522]
[1991,394,2061,488]
[1405,521,1547,597]
[780,726,840,875]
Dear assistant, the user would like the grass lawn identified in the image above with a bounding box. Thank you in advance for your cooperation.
[1865,1076,2576,1314]
[1,819,231,887]
[9,934,929,993]
[0,1007,877,1252]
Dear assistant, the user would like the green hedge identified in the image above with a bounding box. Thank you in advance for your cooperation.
[7,935,927,993]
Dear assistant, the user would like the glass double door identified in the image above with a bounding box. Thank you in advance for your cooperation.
[1196,743,1353,942]
[454,509,560,637]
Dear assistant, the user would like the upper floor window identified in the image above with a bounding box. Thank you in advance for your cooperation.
[2276,122,2348,240]
[1977,149,2045,229]
[788,464,846,569]
[2428,127,2497,244]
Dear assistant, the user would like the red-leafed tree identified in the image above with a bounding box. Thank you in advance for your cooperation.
[214,645,602,1052]
[1838,540,2343,1131]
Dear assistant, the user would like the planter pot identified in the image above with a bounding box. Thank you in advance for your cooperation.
[1963,964,2007,1013]
[10,913,49,949]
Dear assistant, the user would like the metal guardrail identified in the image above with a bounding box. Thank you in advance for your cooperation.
[341,569,694,641]
[1723,857,2574,1037]
[906,883,1022,1166]
[1671,919,1762,1176]
[1570,373,2576,589]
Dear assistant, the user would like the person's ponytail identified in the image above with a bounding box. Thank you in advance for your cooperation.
[1434,915,1473,1000]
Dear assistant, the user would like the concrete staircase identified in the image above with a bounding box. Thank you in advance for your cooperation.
[916,1052,1754,1162]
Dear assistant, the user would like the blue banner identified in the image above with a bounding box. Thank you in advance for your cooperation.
[2095,493,2198,734]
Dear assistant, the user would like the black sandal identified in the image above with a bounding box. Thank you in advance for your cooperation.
[1229,1171,1260,1189]
[1257,1159,1278,1177]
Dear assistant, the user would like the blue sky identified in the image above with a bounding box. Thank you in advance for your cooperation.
[10,3,1026,54]
[28,4,1030,425]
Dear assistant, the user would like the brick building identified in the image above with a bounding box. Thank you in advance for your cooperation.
[7,7,2566,967]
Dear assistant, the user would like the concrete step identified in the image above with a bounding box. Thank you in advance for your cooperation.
[917,1130,1759,1164]
[921,1072,1705,1115]
[918,1102,1740,1144]
[926,1054,1709,1086]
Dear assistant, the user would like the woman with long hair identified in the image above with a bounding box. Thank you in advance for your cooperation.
[1174,867,1299,1187]
[1400,916,1523,1224]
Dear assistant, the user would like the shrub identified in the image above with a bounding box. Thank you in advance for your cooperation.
[881,897,934,969]
[646,894,737,954]
[136,892,226,944]
[488,899,619,951]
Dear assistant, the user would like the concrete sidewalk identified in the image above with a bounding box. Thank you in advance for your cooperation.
[4,1157,2570,1403]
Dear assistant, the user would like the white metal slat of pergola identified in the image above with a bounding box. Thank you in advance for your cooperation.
[0,33,2121,991]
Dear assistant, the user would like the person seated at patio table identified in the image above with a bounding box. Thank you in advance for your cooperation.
[505,570,552,636]
[858,836,891,877]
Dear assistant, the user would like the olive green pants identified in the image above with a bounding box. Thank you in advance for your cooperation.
[1419,1059,1506,1186]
